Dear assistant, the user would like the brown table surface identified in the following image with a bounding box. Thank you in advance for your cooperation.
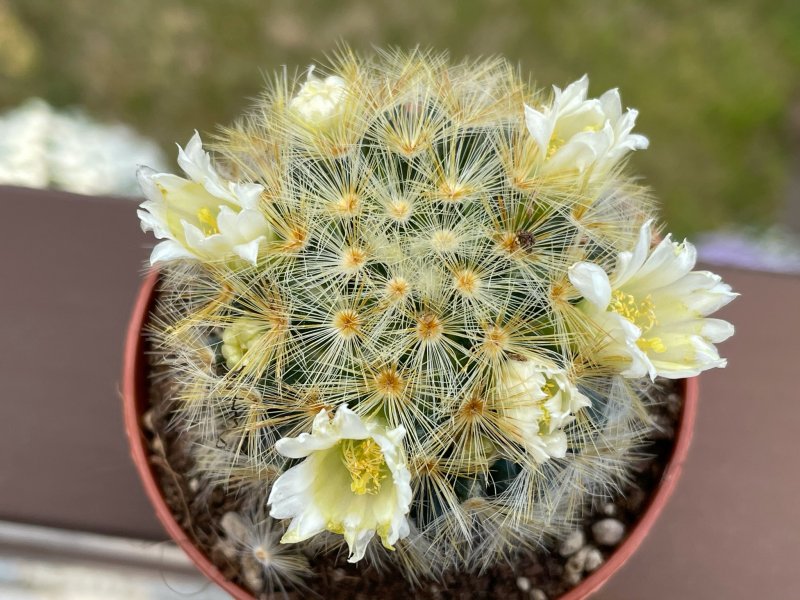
[1,186,797,599]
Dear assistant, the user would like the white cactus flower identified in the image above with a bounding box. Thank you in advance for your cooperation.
[497,360,591,463]
[137,131,270,265]
[290,66,348,124]
[568,220,737,379]
[524,75,649,177]
[268,405,412,563]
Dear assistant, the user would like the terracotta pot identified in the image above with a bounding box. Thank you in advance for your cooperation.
[123,269,699,600]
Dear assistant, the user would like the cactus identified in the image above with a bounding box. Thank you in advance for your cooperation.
[138,48,735,591]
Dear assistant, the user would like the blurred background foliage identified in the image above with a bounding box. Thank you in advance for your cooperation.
[1,0,798,235]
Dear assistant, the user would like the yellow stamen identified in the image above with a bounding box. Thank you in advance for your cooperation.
[196,207,219,235]
[537,378,557,430]
[609,290,658,333]
[547,136,565,158]
[541,378,558,398]
[539,406,551,430]
[326,521,345,534]
[638,336,666,353]
[341,438,387,495]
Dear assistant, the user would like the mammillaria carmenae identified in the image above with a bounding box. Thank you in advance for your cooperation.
[138,48,735,590]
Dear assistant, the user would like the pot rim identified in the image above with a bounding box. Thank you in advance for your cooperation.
[123,269,698,600]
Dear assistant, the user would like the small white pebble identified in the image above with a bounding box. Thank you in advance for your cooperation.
[563,566,583,586]
[584,546,604,572]
[141,409,155,432]
[516,576,531,592]
[592,518,625,546]
[558,530,585,557]
[220,511,249,543]
[188,478,200,492]
[240,552,265,593]
[531,590,548,600]
[150,436,164,456]
[213,538,237,560]
[566,546,589,573]
[601,502,617,517]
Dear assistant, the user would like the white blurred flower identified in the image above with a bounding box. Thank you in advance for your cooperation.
[568,220,737,379]
[137,131,271,265]
[524,75,648,177]
[0,99,50,188]
[497,359,590,463]
[268,405,412,563]
[0,98,166,195]
[290,66,347,124]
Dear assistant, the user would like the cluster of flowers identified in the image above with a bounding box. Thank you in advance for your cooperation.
[139,51,735,579]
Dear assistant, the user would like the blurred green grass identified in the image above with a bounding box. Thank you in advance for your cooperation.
[1,0,798,236]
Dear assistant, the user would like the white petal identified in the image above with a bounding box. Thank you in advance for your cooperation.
[603,313,654,379]
[268,460,317,519]
[546,133,600,173]
[558,75,590,108]
[524,104,553,154]
[136,166,161,203]
[333,405,374,440]
[344,527,376,563]
[619,344,655,380]
[232,238,264,265]
[541,431,568,459]
[232,181,265,209]
[137,206,170,238]
[379,512,410,551]
[613,219,653,286]
[661,271,738,316]
[570,388,592,412]
[214,205,240,235]
[275,430,337,459]
[149,239,196,265]
[280,506,327,544]
[626,132,649,150]
[648,334,726,379]
[176,131,213,183]
[700,318,735,343]
[234,208,270,240]
[182,221,213,251]
[599,88,622,121]
[568,262,612,309]
[627,237,697,291]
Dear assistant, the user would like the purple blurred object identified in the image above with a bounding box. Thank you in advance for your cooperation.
[696,228,800,274]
